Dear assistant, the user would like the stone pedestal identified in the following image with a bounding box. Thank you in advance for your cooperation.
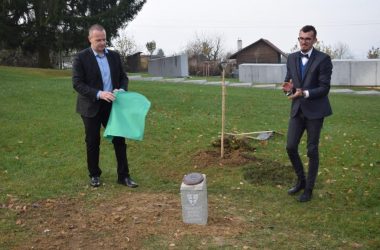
[180,174,208,225]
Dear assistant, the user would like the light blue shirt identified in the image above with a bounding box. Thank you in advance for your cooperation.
[92,48,112,99]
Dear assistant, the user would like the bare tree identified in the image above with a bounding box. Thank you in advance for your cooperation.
[184,33,225,76]
[333,42,353,59]
[111,31,139,68]
[185,37,204,60]
[292,41,353,59]
[313,41,336,58]
[112,32,139,59]
[201,42,212,60]
[185,33,224,61]
[367,46,380,59]
[210,37,223,61]
[290,43,299,53]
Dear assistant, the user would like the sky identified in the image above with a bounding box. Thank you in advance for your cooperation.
[124,0,380,59]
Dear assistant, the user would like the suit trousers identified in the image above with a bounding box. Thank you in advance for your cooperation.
[286,110,324,190]
[81,100,129,179]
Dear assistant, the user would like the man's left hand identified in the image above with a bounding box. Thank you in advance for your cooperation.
[288,88,303,100]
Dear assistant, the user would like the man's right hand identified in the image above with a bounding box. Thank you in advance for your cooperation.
[99,91,115,102]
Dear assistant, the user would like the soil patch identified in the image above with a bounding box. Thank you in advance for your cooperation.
[192,134,293,185]
[9,136,289,249]
[242,159,294,185]
[193,135,259,168]
[13,192,253,249]
[192,148,294,186]
[192,149,255,168]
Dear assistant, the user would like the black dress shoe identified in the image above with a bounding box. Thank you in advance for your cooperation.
[118,177,138,188]
[298,189,313,202]
[287,180,305,195]
[90,176,100,187]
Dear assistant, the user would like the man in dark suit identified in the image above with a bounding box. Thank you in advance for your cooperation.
[282,25,333,202]
[72,24,138,188]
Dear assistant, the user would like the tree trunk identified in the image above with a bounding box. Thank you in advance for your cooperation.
[37,46,52,68]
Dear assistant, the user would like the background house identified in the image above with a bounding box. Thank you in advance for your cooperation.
[126,53,162,72]
[125,52,142,72]
[229,38,288,65]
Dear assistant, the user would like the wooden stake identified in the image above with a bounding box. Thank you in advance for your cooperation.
[221,68,226,158]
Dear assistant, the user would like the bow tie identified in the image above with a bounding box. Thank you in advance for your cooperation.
[300,53,309,58]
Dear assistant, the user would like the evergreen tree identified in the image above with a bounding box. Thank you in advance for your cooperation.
[156,48,165,57]
[146,41,156,57]
[0,0,146,68]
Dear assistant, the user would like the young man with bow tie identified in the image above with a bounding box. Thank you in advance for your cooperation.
[282,25,333,202]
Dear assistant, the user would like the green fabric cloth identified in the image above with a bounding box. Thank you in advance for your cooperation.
[104,91,151,141]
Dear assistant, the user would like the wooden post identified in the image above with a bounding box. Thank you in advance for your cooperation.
[221,67,226,158]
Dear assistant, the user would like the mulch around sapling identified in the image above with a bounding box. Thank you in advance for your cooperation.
[192,135,257,168]
[192,135,294,185]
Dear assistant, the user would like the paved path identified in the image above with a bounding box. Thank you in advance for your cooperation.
[129,75,380,96]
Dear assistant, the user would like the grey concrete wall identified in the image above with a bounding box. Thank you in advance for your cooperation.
[330,60,351,86]
[239,64,286,84]
[148,54,189,77]
[331,60,380,86]
[239,59,380,86]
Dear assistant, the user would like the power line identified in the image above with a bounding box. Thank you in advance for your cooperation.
[128,21,380,30]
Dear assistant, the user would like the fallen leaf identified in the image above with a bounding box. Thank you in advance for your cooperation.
[351,242,363,248]
[116,206,127,212]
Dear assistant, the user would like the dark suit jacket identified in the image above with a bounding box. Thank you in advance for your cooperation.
[284,48,333,119]
[72,48,128,117]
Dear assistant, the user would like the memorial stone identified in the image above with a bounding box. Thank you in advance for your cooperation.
[180,173,208,225]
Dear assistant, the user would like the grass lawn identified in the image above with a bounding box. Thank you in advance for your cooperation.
[0,66,379,249]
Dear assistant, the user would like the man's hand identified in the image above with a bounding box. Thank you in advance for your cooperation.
[288,88,303,100]
[113,88,125,93]
[282,80,293,96]
[99,91,115,102]
[282,80,293,92]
